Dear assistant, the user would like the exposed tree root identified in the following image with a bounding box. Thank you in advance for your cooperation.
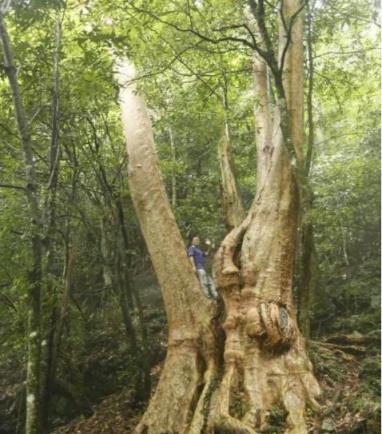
[325,333,380,346]
[213,364,258,434]
[188,367,219,434]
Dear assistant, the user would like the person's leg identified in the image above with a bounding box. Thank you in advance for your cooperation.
[197,269,210,298]
[207,274,218,299]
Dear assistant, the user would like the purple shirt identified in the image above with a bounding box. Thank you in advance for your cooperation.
[188,245,206,270]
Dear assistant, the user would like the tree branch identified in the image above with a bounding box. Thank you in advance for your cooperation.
[128,4,256,49]
[279,0,306,75]
[0,182,25,191]
[305,0,315,176]
[248,0,282,87]
[0,0,11,15]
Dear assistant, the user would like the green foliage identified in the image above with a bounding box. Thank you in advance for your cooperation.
[0,0,380,432]
[308,0,380,336]
[359,356,381,396]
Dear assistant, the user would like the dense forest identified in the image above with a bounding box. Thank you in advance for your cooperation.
[0,0,380,433]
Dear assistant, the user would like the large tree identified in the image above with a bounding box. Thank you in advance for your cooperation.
[117,1,320,433]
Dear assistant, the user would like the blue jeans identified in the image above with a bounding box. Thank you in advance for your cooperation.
[197,268,217,299]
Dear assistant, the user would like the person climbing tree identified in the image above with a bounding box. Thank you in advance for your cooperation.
[188,236,217,299]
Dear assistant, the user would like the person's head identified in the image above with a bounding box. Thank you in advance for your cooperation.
[191,236,200,246]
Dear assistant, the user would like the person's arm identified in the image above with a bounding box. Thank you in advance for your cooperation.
[187,246,197,272]
[204,239,211,256]
[189,256,196,272]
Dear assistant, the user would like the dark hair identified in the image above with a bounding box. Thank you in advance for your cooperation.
[188,235,199,247]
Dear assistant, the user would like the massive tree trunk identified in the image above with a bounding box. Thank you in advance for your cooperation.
[115,1,319,429]
[116,59,217,434]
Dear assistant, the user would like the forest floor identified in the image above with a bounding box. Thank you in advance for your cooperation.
[52,276,380,434]
[53,335,380,434]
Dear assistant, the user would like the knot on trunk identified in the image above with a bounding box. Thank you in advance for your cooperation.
[213,245,240,290]
[213,216,251,291]
[246,302,296,352]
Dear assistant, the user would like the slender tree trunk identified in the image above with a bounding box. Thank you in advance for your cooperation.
[86,128,148,393]
[42,233,76,412]
[296,0,317,338]
[305,0,315,178]
[115,245,139,349]
[0,12,43,434]
[41,239,75,432]
[40,9,63,430]
[339,217,350,266]
[297,216,316,338]
[53,240,75,379]
[101,216,113,289]
[100,199,147,400]
[101,209,139,350]
[115,197,151,400]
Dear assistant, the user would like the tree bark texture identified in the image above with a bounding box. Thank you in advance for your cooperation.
[279,0,305,163]
[296,0,318,338]
[169,127,177,208]
[218,91,245,231]
[115,0,319,428]
[297,218,316,338]
[116,59,218,434]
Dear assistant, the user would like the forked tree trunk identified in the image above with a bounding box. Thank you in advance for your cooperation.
[115,0,319,428]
